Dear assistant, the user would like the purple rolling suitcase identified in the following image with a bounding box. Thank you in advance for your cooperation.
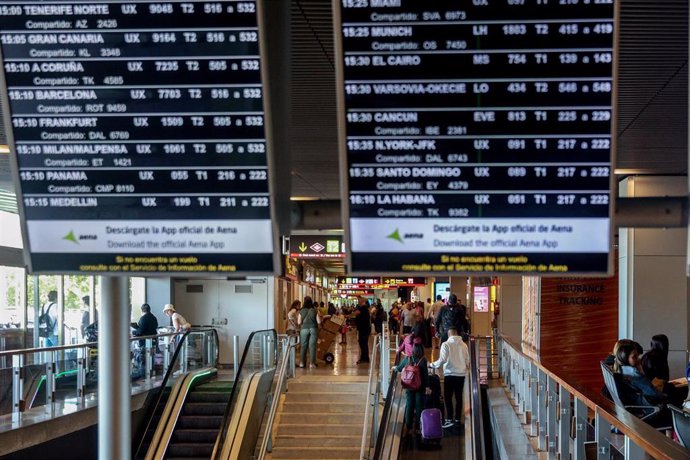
[420,407,443,442]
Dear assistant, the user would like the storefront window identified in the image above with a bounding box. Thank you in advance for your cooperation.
[0,266,26,351]
[0,273,148,350]
[64,276,92,343]
[129,277,146,322]
[0,266,24,326]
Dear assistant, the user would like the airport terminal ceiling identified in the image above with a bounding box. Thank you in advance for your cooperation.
[0,0,687,207]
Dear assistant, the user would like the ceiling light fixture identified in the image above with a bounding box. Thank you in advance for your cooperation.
[289,196,320,201]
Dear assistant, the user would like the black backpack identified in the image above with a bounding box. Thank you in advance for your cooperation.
[442,305,468,335]
[38,303,56,338]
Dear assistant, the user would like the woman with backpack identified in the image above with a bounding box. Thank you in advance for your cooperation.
[395,339,429,436]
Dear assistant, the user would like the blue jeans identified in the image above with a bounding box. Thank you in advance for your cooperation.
[300,327,318,365]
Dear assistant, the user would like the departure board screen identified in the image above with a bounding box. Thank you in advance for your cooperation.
[335,0,616,275]
[0,0,277,274]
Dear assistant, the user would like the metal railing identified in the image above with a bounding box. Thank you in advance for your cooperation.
[372,350,403,460]
[213,329,278,460]
[499,334,690,460]
[467,336,487,460]
[132,328,220,459]
[0,329,216,423]
[360,333,380,460]
[256,334,298,460]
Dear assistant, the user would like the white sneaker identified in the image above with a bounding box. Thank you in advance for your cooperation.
[442,419,454,429]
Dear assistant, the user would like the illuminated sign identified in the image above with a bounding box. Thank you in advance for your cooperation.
[1,0,277,274]
[334,0,615,275]
[289,235,345,259]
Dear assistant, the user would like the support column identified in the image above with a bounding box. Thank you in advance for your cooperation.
[98,276,130,460]
[449,276,468,305]
[498,275,522,342]
[619,176,689,378]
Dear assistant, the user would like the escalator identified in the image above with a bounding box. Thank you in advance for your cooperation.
[134,329,279,460]
[374,337,488,460]
[166,380,233,459]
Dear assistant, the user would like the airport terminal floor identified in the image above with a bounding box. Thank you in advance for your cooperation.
[1,0,690,458]
[0,282,690,460]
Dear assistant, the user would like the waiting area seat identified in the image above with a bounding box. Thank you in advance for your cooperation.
[599,361,663,424]
[670,405,690,448]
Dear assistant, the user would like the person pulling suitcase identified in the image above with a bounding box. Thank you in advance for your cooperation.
[430,327,470,428]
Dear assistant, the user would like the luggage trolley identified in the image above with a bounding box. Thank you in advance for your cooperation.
[316,315,345,365]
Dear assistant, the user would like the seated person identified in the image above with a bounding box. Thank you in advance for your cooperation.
[641,334,670,385]
[604,339,633,367]
[615,342,667,405]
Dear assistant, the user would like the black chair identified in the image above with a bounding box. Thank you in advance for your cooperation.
[669,405,690,448]
[600,361,665,424]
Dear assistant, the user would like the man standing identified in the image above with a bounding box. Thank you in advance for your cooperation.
[39,290,59,347]
[133,303,159,339]
[353,296,371,364]
[430,328,470,427]
[401,302,414,334]
[428,295,444,348]
[435,294,469,343]
[425,298,433,318]
[428,295,444,324]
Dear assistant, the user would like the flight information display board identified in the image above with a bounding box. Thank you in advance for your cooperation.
[0,0,277,274]
[334,0,616,275]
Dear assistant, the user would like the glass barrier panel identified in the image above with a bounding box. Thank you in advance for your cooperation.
[214,329,277,460]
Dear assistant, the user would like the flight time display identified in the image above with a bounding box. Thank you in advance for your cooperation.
[0,1,277,274]
[335,0,615,275]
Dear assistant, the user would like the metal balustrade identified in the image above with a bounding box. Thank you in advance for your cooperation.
[0,328,220,426]
[498,334,690,460]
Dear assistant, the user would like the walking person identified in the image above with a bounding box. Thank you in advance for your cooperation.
[430,328,470,428]
[435,294,469,344]
[401,302,414,334]
[353,296,371,364]
[286,300,300,337]
[373,299,386,335]
[298,296,320,368]
[388,302,400,335]
[428,295,444,349]
[395,340,429,436]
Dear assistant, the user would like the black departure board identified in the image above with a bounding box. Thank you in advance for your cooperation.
[0,0,278,274]
[334,0,616,275]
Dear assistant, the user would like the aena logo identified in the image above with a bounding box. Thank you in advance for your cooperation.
[62,230,97,244]
[386,229,423,244]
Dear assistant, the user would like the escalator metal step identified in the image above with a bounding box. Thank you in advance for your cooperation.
[176,415,224,429]
[165,442,214,457]
[187,391,232,403]
[172,428,219,443]
[183,402,227,416]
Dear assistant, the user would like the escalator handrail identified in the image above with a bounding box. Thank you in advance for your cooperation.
[372,351,402,460]
[468,336,486,460]
[213,329,277,460]
[132,327,220,459]
[257,334,298,460]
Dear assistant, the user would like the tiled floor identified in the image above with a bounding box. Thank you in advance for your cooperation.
[293,329,441,378]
